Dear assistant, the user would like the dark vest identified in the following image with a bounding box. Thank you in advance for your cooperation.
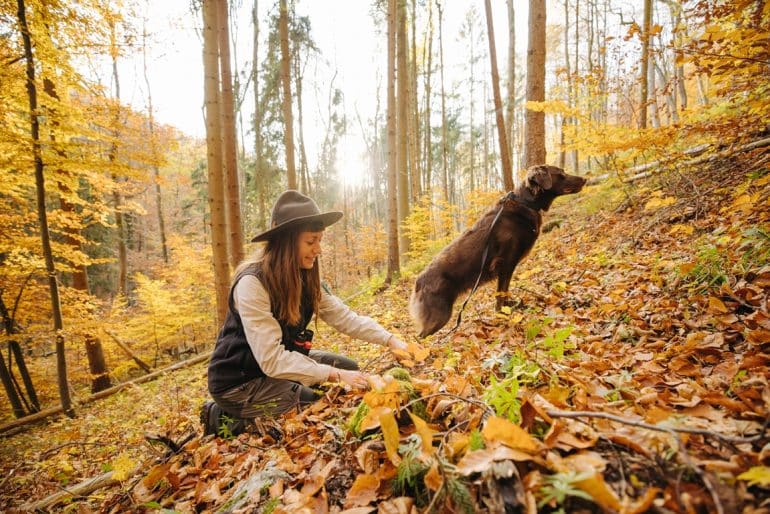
[207,262,314,394]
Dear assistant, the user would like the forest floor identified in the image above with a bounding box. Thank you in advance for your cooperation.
[1,144,769,513]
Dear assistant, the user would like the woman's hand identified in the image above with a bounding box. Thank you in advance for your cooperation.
[387,335,409,353]
[330,368,370,390]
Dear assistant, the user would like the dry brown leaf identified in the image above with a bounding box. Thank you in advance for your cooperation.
[575,473,622,511]
[456,446,535,475]
[344,474,380,508]
[355,440,384,474]
[424,461,444,491]
[360,406,393,432]
[377,496,417,514]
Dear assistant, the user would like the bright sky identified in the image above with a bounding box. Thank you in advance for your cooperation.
[115,1,529,187]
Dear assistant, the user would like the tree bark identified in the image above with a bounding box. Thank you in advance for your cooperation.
[639,0,652,129]
[217,0,244,267]
[505,0,517,182]
[386,0,400,282]
[437,0,449,204]
[17,0,74,417]
[484,0,514,191]
[278,0,297,189]
[423,0,433,195]
[524,0,546,168]
[397,0,410,255]
[109,23,128,298]
[203,0,231,325]
[141,26,169,264]
[409,0,421,199]
[252,1,267,230]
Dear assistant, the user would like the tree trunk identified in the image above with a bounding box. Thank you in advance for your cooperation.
[0,349,25,418]
[423,0,433,195]
[217,0,244,268]
[397,0,410,256]
[278,0,297,189]
[524,0,546,168]
[484,0,514,190]
[505,0,517,184]
[141,26,169,264]
[252,0,267,230]
[17,0,74,417]
[639,0,652,129]
[295,56,311,195]
[109,23,128,298]
[437,0,449,204]
[386,0,400,282]
[203,0,231,325]
[409,0,421,199]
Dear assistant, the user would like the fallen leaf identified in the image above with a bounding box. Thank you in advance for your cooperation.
[409,412,436,456]
[424,462,443,491]
[482,416,539,452]
[737,466,770,486]
[380,409,402,466]
[575,473,622,511]
[456,446,535,475]
[344,474,380,508]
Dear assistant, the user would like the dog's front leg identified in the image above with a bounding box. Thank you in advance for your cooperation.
[495,266,516,311]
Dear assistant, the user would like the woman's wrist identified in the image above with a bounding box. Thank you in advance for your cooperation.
[328,368,339,382]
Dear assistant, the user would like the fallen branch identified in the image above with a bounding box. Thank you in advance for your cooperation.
[21,466,138,511]
[103,330,153,373]
[587,137,770,185]
[0,352,211,435]
[545,409,767,444]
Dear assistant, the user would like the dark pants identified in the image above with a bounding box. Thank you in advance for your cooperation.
[210,350,358,419]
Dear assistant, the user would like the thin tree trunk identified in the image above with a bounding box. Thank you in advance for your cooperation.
[639,0,652,128]
[0,350,25,418]
[109,23,128,298]
[561,0,571,170]
[423,0,433,195]
[397,0,410,255]
[278,0,297,189]
[203,0,230,325]
[437,0,449,204]
[409,0,421,199]
[141,26,169,264]
[524,0,546,168]
[218,0,244,268]
[505,0,517,184]
[485,0,514,189]
[386,0,400,282]
[295,57,311,195]
[252,0,267,230]
[18,0,73,417]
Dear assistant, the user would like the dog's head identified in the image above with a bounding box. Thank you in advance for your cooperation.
[519,165,586,211]
[409,277,454,338]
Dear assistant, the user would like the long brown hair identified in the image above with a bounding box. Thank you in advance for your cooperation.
[235,224,322,326]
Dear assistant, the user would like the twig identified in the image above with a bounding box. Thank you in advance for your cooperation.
[399,392,496,419]
[545,409,768,444]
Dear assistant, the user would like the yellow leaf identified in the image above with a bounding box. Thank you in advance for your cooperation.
[737,466,770,486]
[481,416,539,452]
[364,380,404,409]
[644,196,676,210]
[379,409,402,466]
[360,406,392,432]
[111,453,136,482]
[409,412,436,456]
[669,224,694,236]
[575,473,622,511]
[407,342,430,362]
[708,296,729,313]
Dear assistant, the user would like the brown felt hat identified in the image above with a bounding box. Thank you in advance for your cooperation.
[251,190,343,242]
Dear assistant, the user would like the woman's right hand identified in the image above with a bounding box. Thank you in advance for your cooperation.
[332,368,370,390]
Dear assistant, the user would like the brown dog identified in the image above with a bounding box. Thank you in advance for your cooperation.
[409,165,586,337]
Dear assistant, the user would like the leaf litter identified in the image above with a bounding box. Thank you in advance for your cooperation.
[1,151,769,513]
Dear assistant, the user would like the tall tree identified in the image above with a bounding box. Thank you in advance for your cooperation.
[278,0,297,189]
[505,0,517,181]
[397,0,410,255]
[202,0,230,325]
[524,0,546,167]
[437,0,449,204]
[386,0,400,282]
[639,0,653,128]
[423,0,434,195]
[252,0,267,230]
[217,0,244,267]
[484,0,514,190]
[17,0,74,417]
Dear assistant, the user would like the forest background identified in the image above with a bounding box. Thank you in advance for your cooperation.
[0,0,769,510]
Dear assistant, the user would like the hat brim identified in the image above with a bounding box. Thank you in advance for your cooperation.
[251,211,343,242]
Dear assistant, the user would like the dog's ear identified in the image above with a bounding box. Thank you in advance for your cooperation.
[526,165,553,191]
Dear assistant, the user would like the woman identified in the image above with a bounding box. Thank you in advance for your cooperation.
[201,190,408,437]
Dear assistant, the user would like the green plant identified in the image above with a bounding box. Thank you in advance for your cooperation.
[737,226,770,273]
[680,244,728,292]
[261,497,280,514]
[392,437,430,506]
[468,429,485,451]
[538,471,594,509]
[484,352,541,423]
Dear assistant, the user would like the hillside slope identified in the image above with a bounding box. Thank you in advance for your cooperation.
[2,145,769,513]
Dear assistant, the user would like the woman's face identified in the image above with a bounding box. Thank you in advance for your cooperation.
[297,230,324,269]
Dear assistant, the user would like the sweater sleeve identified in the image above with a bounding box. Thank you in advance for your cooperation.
[318,288,393,346]
[234,275,332,386]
